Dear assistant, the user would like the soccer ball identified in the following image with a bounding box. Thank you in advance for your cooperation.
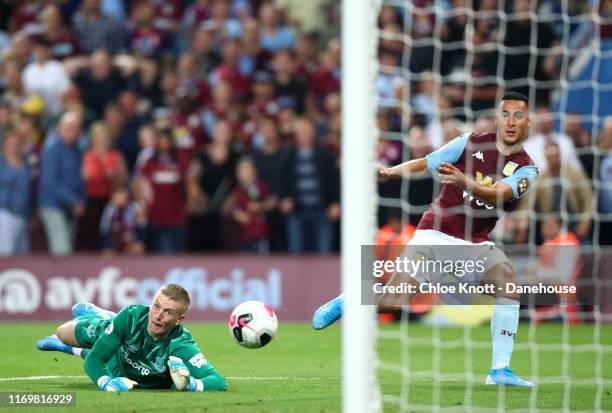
[228,300,278,349]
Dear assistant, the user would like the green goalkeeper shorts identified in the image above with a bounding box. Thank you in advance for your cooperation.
[73,314,113,348]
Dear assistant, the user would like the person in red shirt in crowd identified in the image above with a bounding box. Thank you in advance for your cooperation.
[128,2,170,58]
[169,85,206,154]
[183,0,212,37]
[136,128,192,253]
[209,38,251,101]
[231,156,276,253]
[80,121,128,250]
[176,52,210,103]
[306,40,341,117]
[134,0,184,35]
[242,71,278,145]
[9,0,44,33]
[39,3,80,60]
[99,183,146,255]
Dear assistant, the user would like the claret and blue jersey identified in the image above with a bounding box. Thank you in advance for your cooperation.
[419,132,538,243]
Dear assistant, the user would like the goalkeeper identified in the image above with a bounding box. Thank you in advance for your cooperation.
[36,284,227,392]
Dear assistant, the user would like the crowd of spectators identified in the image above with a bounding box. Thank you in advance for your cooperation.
[0,0,611,257]
[0,0,341,256]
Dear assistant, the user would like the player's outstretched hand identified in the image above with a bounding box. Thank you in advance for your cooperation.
[168,356,204,392]
[438,162,466,188]
[376,164,392,180]
[97,375,138,392]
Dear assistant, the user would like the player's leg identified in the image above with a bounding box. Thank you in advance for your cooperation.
[36,320,87,357]
[312,234,429,330]
[71,302,116,319]
[36,314,109,359]
[312,293,344,330]
[312,269,421,330]
[481,261,534,387]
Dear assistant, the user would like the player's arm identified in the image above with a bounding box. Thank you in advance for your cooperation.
[378,158,428,179]
[439,163,539,205]
[438,162,513,204]
[379,133,470,180]
[168,346,228,392]
[84,307,137,391]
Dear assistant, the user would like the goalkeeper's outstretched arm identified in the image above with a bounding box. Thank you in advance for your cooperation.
[192,365,228,391]
[83,311,137,392]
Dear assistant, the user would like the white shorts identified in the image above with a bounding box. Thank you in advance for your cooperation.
[399,229,509,286]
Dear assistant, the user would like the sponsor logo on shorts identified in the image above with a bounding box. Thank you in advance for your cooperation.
[86,324,96,339]
[189,353,208,369]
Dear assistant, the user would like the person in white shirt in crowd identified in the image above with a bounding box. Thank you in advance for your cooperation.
[522,104,583,172]
[21,35,71,120]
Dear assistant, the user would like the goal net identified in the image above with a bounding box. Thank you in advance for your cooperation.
[343,0,612,412]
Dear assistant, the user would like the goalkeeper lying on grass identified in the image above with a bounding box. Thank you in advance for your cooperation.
[36,283,227,392]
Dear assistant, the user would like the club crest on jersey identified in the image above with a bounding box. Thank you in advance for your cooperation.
[152,356,167,373]
[472,151,484,161]
[503,161,519,176]
[517,178,529,195]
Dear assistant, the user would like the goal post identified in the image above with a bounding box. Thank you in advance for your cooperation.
[341,0,610,412]
[341,0,381,412]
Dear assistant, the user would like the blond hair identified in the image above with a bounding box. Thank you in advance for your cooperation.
[159,284,191,311]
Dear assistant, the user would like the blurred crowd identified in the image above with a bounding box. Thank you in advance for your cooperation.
[0,0,341,256]
[1,0,611,257]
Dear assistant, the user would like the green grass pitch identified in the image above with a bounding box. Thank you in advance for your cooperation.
[0,321,611,412]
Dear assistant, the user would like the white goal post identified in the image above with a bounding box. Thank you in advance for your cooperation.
[341,0,381,412]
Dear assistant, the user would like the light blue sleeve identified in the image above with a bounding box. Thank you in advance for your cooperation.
[501,166,539,199]
[425,133,470,172]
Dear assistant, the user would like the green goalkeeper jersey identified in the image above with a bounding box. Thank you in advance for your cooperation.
[84,305,227,390]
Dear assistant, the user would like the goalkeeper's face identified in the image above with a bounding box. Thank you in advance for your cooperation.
[496,100,530,145]
[147,292,187,340]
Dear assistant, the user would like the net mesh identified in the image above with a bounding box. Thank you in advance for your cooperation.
[373,0,612,411]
